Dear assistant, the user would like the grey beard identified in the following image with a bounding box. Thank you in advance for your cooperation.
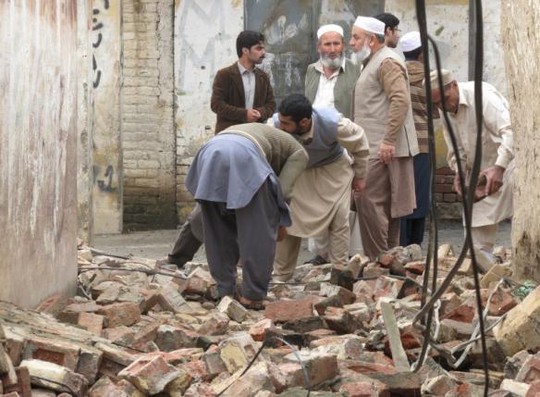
[354,46,371,62]
[320,54,344,70]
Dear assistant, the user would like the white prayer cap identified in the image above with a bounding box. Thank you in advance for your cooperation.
[428,69,455,89]
[317,24,344,39]
[400,31,421,52]
[353,16,385,35]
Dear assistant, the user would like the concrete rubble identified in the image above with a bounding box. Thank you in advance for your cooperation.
[1,241,539,396]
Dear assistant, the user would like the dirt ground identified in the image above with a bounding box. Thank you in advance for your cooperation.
[93,219,512,263]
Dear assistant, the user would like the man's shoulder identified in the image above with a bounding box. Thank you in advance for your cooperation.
[254,66,271,79]
[216,62,240,76]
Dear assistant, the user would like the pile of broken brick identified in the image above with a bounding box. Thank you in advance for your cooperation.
[1,241,540,397]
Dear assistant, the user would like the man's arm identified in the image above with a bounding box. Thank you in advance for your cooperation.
[278,147,308,201]
[481,89,514,195]
[210,68,248,123]
[379,59,411,143]
[336,117,370,193]
[253,72,276,123]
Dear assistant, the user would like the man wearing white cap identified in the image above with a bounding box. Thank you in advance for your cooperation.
[399,31,438,246]
[349,16,419,260]
[305,24,360,119]
[429,69,514,262]
[303,23,362,265]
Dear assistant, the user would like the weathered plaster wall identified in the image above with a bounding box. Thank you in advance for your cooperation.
[92,0,123,234]
[501,0,540,282]
[387,0,470,85]
[174,0,244,220]
[78,0,94,243]
[0,1,78,307]
[388,0,506,92]
[122,0,176,230]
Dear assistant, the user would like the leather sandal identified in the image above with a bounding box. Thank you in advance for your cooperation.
[239,296,269,311]
[304,255,329,266]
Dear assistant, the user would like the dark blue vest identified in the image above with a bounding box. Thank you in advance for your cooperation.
[273,107,343,169]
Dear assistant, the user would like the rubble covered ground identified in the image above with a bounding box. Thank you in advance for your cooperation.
[1,240,540,396]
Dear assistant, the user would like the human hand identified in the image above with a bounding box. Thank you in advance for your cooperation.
[352,177,366,198]
[378,142,395,164]
[453,173,463,196]
[246,108,262,122]
[482,165,505,196]
[277,226,288,242]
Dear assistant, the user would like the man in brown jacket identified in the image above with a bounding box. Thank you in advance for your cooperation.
[158,31,276,268]
[211,30,276,132]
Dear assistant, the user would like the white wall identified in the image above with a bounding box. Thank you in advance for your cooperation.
[388,0,506,94]
[174,0,244,219]
[91,0,123,233]
[0,1,78,307]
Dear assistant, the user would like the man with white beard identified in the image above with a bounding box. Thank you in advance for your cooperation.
[303,24,362,265]
[305,24,360,120]
[349,16,418,260]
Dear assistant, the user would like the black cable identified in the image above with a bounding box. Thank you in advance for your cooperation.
[469,1,490,394]
[78,266,188,280]
[411,4,490,387]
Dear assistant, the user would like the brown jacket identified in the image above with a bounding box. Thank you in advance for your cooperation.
[210,63,276,133]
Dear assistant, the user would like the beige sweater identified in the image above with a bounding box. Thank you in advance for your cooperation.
[219,123,308,200]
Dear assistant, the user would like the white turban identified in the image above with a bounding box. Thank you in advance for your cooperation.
[317,24,344,39]
[353,16,385,35]
[429,69,455,89]
[400,31,421,52]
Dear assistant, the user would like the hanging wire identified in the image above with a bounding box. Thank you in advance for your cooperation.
[412,1,490,393]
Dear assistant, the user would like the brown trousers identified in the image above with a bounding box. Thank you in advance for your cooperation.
[356,157,415,260]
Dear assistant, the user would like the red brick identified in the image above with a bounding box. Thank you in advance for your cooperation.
[443,193,458,202]
[435,184,455,193]
[264,296,319,323]
[23,336,80,371]
[282,351,338,387]
[183,360,212,382]
[339,358,396,375]
[248,318,273,342]
[118,355,180,395]
[77,312,104,335]
[436,167,455,175]
[481,288,518,316]
[34,294,69,316]
[442,301,476,323]
[435,175,446,184]
[1,367,32,397]
[340,380,390,397]
[87,376,120,397]
[517,355,540,383]
[526,380,540,397]
[160,348,204,365]
[102,326,135,345]
[96,302,141,328]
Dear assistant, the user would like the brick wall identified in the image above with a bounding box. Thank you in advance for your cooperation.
[435,166,463,219]
[122,0,176,230]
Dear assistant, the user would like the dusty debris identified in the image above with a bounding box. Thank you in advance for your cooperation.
[0,243,536,396]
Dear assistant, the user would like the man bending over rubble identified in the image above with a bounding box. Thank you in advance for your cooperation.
[185,123,308,309]
[270,94,369,282]
[429,69,514,265]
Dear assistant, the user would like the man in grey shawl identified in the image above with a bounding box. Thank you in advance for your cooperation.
[185,123,308,308]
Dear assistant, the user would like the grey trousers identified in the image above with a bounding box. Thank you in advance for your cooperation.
[199,181,280,300]
[168,204,204,266]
